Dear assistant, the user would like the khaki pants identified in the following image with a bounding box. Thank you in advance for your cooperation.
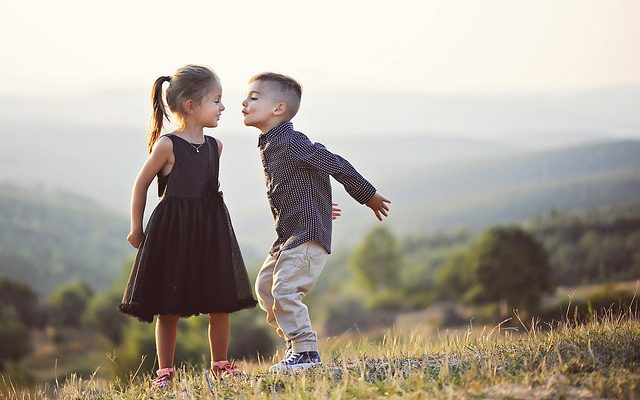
[255,241,328,353]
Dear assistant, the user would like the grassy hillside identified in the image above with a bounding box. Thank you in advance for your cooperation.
[4,313,638,399]
[0,183,133,293]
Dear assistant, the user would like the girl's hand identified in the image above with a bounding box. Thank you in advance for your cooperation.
[332,203,342,220]
[127,230,145,249]
[365,192,391,221]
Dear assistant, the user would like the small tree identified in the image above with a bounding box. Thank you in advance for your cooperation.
[435,250,475,301]
[49,280,94,327]
[115,320,156,378]
[349,225,403,292]
[0,274,43,327]
[0,307,32,368]
[83,288,128,344]
[468,226,552,317]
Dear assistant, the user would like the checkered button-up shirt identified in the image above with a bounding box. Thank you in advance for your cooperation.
[258,121,377,257]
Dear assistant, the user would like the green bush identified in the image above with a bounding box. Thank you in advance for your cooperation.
[0,274,45,327]
[0,307,32,367]
[366,290,407,311]
[45,325,64,344]
[48,280,94,327]
[114,321,156,378]
[0,361,34,386]
[83,289,128,344]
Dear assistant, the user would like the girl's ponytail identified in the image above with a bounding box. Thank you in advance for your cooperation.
[147,75,172,153]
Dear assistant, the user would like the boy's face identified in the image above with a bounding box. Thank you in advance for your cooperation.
[241,80,280,132]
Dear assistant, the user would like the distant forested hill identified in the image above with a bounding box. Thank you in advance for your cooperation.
[0,118,519,256]
[1,132,640,280]
[0,183,132,293]
[1,140,639,294]
[334,140,640,242]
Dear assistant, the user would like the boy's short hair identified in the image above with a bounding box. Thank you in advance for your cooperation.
[250,72,302,119]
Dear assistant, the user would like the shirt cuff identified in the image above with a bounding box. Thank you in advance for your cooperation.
[351,182,377,205]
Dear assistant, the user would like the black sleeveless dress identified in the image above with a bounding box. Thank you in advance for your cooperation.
[119,134,257,323]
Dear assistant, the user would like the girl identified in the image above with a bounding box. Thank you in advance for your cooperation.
[119,65,257,387]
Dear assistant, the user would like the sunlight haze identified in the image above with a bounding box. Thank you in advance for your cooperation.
[1,0,639,97]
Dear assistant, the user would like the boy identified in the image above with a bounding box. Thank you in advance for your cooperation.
[242,72,390,372]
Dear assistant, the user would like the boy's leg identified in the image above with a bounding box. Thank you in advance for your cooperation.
[255,253,285,337]
[272,241,328,353]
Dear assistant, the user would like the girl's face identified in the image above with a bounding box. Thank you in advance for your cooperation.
[194,84,224,128]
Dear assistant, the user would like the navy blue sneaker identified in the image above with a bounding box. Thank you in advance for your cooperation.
[269,351,322,372]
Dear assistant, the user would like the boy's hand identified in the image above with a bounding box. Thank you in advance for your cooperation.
[332,203,342,220]
[127,230,145,249]
[366,192,390,221]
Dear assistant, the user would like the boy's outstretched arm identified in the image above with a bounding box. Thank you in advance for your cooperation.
[291,135,377,205]
[365,192,391,221]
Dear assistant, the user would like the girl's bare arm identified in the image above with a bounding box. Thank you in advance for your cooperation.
[128,137,173,248]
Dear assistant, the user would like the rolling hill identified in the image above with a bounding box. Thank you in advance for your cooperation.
[1,87,639,268]
[332,140,640,242]
[1,138,639,292]
[0,183,133,293]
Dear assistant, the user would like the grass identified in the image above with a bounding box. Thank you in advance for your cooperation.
[23,329,113,384]
[2,309,639,399]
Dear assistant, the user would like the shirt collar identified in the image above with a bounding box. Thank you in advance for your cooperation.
[258,121,293,147]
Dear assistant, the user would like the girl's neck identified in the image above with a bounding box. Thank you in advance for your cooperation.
[175,125,205,142]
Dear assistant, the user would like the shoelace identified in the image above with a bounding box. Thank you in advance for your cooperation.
[285,343,293,357]
[281,352,302,365]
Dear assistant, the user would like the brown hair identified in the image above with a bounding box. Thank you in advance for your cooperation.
[147,65,220,153]
[249,72,302,119]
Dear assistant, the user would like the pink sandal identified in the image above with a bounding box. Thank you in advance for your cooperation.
[152,367,174,388]
[211,360,242,377]
[205,360,243,391]
[205,360,243,392]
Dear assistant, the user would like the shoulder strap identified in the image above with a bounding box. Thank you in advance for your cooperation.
[159,133,175,142]
[207,136,220,190]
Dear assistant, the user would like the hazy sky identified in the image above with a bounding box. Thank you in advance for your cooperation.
[1,0,639,98]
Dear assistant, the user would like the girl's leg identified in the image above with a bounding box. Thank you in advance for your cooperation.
[208,313,230,361]
[156,314,180,369]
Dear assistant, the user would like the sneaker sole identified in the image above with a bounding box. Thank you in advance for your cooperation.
[269,362,322,373]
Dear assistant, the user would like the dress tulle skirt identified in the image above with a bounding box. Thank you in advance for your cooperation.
[119,194,257,323]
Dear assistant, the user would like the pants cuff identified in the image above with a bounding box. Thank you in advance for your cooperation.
[292,341,317,353]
